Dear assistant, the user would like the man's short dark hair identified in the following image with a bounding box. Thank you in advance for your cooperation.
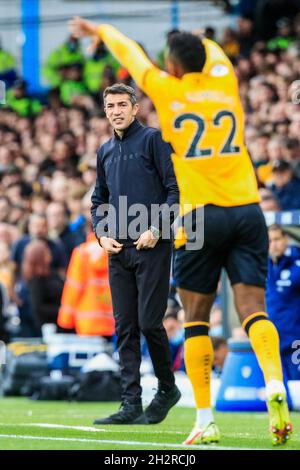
[103,83,138,106]
[271,160,291,173]
[268,224,286,236]
[168,32,206,73]
[211,337,227,350]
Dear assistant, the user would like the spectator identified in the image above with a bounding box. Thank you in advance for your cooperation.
[236,15,258,58]
[0,282,9,342]
[0,240,15,302]
[22,240,64,336]
[221,28,240,60]
[46,201,85,264]
[0,196,10,223]
[210,303,223,337]
[257,137,286,184]
[203,26,216,41]
[268,160,300,210]
[284,138,300,179]
[267,17,296,51]
[163,309,185,372]
[0,223,20,247]
[43,35,85,88]
[59,63,88,106]
[249,132,270,168]
[67,185,88,234]
[211,337,228,377]
[267,224,300,380]
[5,79,42,117]
[84,43,120,96]
[40,139,79,174]
[259,188,280,212]
[11,213,67,276]
[49,176,70,204]
[31,194,51,215]
[289,111,300,140]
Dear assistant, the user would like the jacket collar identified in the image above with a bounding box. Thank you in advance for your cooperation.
[113,119,143,141]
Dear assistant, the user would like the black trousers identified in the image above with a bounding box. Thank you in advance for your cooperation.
[109,242,175,404]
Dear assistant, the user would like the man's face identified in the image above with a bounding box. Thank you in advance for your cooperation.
[0,199,9,222]
[213,344,228,370]
[269,229,288,259]
[53,141,69,163]
[46,204,67,232]
[260,196,279,212]
[104,93,138,132]
[29,217,48,239]
[267,141,284,162]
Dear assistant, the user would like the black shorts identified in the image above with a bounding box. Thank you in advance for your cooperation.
[174,203,268,294]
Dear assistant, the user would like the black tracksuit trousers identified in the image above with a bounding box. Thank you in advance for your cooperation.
[108,242,175,404]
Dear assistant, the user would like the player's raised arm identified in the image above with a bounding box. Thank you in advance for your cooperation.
[69,16,153,89]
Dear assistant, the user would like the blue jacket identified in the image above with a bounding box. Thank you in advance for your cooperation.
[270,177,300,211]
[266,246,300,352]
[91,119,179,244]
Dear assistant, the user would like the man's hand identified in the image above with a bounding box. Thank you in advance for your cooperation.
[99,236,123,255]
[68,16,101,52]
[134,230,159,250]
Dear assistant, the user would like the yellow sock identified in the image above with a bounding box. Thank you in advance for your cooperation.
[242,312,283,383]
[184,322,213,409]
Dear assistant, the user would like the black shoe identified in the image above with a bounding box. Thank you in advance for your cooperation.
[144,385,181,424]
[93,402,147,425]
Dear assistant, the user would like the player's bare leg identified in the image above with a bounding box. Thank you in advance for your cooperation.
[178,288,220,445]
[233,283,292,445]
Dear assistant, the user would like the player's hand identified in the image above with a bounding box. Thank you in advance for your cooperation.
[68,16,101,52]
[99,236,123,255]
[134,230,159,250]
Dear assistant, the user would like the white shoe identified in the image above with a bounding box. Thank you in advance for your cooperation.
[183,422,220,445]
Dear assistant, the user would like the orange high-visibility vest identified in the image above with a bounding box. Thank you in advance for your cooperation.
[57,233,115,336]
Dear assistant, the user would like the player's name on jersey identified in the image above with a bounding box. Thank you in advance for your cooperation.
[185,90,235,105]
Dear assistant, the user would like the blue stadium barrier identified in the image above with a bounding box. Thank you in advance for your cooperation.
[216,338,293,411]
[216,338,267,411]
[264,210,300,241]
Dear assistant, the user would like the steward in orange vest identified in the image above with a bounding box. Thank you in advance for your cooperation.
[57,233,114,336]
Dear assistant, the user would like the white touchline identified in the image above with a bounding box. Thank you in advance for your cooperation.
[26,423,106,433]
[0,423,187,435]
[0,434,270,451]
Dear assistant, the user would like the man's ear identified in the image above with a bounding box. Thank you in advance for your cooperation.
[166,56,183,78]
[133,103,139,116]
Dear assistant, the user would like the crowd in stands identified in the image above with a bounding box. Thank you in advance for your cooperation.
[1,7,300,376]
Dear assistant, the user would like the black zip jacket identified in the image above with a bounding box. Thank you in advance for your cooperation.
[91,119,179,245]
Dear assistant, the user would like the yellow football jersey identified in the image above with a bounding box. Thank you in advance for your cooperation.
[98,26,259,215]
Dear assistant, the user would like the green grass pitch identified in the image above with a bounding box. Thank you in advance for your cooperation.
[0,398,299,450]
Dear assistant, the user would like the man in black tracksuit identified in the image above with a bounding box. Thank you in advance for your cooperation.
[91,83,181,425]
